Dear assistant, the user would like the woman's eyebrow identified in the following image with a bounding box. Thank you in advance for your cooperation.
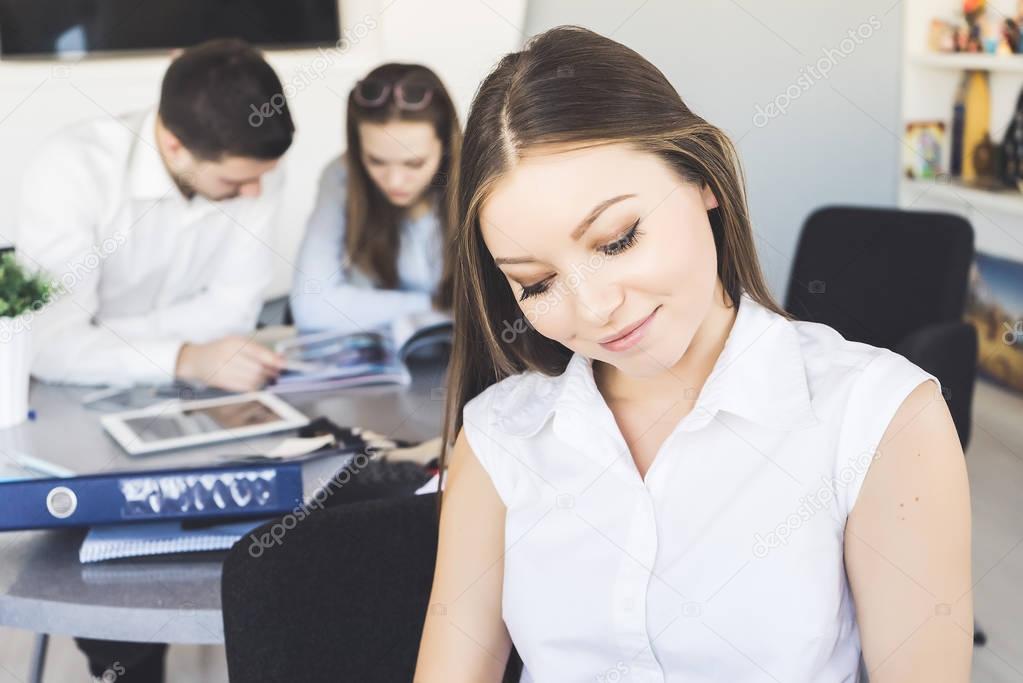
[493,193,637,266]
[570,193,636,240]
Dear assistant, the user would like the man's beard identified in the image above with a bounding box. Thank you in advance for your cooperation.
[169,171,239,202]
[171,170,197,199]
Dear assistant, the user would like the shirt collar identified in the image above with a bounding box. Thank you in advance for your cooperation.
[495,291,819,438]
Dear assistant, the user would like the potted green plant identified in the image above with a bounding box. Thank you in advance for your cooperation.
[0,252,52,428]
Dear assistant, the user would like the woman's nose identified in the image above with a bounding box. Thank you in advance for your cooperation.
[575,276,625,327]
[385,167,407,189]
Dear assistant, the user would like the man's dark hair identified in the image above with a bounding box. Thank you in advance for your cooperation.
[158,38,294,161]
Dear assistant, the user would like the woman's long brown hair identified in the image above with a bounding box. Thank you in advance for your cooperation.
[438,26,790,505]
[344,63,460,310]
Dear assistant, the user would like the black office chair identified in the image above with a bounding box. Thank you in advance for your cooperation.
[222,493,523,682]
[784,205,983,645]
[785,205,977,449]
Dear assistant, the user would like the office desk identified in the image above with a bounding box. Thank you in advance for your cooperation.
[0,358,447,648]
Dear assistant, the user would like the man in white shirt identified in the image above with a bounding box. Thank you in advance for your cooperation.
[16,37,296,683]
[17,38,294,392]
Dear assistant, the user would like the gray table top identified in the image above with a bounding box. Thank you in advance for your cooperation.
[0,359,448,644]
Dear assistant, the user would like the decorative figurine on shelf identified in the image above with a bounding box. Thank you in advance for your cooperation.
[931,0,1023,54]
[964,0,986,51]
[953,23,967,51]
[972,133,999,183]
[998,88,1023,191]
[930,19,958,52]
[964,0,985,24]
[982,16,1002,52]
[1003,17,1021,53]
[967,23,984,52]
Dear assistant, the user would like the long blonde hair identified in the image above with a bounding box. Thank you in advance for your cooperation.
[439,26,788,501]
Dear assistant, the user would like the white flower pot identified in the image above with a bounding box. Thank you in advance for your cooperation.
[0,315,32,429]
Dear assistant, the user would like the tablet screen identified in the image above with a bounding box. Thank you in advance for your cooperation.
[122,400,284,443]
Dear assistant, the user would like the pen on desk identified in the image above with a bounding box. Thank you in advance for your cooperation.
[79,384,132,406]
[11,452,75,478]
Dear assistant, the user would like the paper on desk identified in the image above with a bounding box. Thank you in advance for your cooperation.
[264,433,336,458]
[385,436,442,466]
[415,471,442,495]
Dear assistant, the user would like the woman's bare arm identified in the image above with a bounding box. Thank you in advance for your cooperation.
[845,380,973,682]
[415,427,512,682]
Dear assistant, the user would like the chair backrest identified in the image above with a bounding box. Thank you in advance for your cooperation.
[222,494,441,682]
[784,205,978,450]
[784,206,974,350]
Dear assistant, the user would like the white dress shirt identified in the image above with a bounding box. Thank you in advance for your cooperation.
[15,109,283,386]
[463,291,940,683]
[289,155,443,333]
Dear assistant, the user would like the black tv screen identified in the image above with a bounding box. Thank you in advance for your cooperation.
[0,0,340,57]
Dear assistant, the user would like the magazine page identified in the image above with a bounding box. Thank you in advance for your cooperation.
[272,330,409,391]
[390,310,454,359]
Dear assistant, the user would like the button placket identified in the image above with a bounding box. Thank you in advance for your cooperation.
[611,488,665,681]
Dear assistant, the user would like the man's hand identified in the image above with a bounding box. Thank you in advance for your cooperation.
[175,335,285,392]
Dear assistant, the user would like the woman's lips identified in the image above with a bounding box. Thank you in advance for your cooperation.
[598,306,661,352]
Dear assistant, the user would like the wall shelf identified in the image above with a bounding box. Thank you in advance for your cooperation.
[900,0,1023,263]
[901,178,1023,216]
[909,51,1023,73]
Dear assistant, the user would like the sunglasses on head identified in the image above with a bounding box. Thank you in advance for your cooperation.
[352,76,434,111]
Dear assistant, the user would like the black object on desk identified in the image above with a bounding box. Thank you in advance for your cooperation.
[320,457,432,506]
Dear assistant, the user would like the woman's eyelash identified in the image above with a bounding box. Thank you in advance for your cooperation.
[519,277,552,301]
[517,220,643,301]
[599,220,642,256]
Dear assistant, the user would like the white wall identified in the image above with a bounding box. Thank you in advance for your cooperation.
[2,0,902,301]
[0,0,526,296]
[524,0,904,299]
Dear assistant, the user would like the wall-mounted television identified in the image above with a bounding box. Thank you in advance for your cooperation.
[0,0,340,58]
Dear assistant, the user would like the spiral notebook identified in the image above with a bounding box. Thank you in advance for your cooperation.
[77,447,362,563]
[79,518,269,563]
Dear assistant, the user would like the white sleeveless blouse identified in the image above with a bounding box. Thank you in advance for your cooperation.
[462,291,940,683]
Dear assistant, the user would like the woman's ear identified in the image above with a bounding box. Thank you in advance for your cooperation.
[701,182,719,210]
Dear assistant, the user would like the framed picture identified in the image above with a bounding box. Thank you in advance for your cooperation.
[904,121,946,180]
[965,251,1023,394]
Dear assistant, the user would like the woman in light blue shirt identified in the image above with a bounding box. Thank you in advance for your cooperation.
[290,63,460,332]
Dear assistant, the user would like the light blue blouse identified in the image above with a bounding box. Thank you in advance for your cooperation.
[289,155,443,333]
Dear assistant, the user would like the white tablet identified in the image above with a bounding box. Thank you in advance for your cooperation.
[100,392,309,456]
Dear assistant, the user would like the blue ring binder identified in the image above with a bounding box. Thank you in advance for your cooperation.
[0,461,305,531]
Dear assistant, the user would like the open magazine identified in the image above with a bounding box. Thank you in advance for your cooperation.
[269,311,453,393]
